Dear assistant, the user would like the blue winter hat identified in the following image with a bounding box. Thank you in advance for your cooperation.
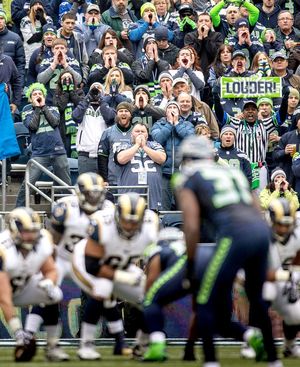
[42,24,57,35]
[235,17,249,29]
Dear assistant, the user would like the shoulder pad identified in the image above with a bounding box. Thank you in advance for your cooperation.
[143,243,161,264]
[87,218,101,243]
[51,201,68,225]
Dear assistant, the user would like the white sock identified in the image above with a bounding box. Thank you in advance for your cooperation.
[45,324,60,347]
[203,362,221,367]
[80,322,97,346]
[25,314,43,334]
[243,328,256,342]
[149,331,165,343]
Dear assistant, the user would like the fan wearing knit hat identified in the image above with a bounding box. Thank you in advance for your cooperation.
[259,167,299,210]
[153,72,173,107]
[133,85,151,109]
[128,1,167,59]
[217,126,252,185]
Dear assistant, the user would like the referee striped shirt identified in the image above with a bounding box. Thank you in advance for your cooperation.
[224,114,277,164]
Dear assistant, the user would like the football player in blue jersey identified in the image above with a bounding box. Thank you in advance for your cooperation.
[174,135,283,367]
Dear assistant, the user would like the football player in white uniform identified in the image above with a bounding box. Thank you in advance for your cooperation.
[24,172,130,360]
[265,198,300,358]
[72,193,159,357]
[0,207,62,362]
[242,198,300,360]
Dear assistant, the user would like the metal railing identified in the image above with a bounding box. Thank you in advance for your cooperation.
[51,185,150,207]
[24,160,150,208]
[25,159,75,207]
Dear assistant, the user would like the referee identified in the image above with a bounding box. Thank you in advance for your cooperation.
[213,88,289,191]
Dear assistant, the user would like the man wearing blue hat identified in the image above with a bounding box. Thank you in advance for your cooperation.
[226,17,264,64]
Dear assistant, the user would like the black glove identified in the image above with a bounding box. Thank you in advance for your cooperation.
[283,278,300,304]
[110,80,119,96]
[212,83,220,98]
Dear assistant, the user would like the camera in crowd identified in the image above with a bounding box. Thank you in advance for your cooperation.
[90,87,101,101]
[110,79,119,96]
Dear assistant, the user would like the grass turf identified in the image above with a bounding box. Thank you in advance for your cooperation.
[0,346,299,366]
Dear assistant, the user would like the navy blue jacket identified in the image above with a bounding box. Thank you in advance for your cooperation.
[0,27,25,84]
[22,104,66,157]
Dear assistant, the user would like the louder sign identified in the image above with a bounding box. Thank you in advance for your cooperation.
[220,77,282,99]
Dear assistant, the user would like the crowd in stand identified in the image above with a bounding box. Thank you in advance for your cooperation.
[2,0,300,211]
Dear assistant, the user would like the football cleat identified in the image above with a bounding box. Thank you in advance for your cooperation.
[246,328,266,362]
[45,344,70,361]
[283,344,300,358]
[132,344,147,360]
[268,360,284,367]
[77,342,101,360]
[142,342,167,362]
[182,341,196,361]
[240,342,256,359]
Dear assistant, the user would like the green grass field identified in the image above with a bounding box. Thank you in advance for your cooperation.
[0,347,299,367]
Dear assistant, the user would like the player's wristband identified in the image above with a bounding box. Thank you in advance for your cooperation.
[8,317,22,334]
[275,269,290,281]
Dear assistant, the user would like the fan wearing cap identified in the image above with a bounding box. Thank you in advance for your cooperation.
[98,101,134,186]
[115,122,166,210]
[131,85,165,129]
[155,26,180,66]
[27,23,57,86]
[75,4,110,57]
[217,126,252,185]
[173,77,219,139]
[128,2,173,58]
[210,1,259,39]
[226,18,264,65]
[271,51,300,112]
[212,50,253,117]
[20,0,53,68]
[151,100,195,210]
[259,167,299,210]
[153,72,174,108]
[132,34,169,98]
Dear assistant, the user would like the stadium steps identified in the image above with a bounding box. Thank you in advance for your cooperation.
[0,176,51,216]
